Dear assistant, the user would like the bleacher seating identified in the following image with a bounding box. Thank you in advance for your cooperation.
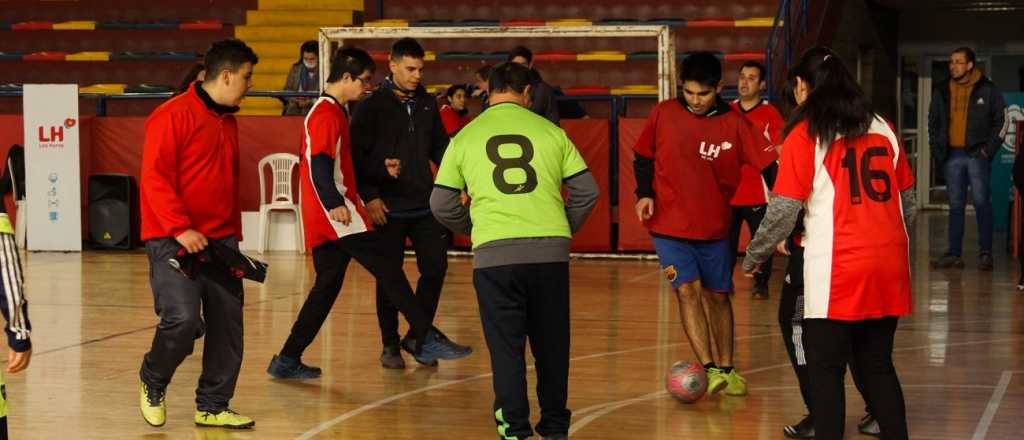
[1,0,777,117]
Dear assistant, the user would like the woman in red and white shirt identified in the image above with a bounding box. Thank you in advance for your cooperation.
[439,84,472,136]
[744,47,915,440]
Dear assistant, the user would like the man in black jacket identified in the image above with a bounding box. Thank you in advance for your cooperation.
[509,46,560,124]
[929,46,1007,271]
[350,37,471,369]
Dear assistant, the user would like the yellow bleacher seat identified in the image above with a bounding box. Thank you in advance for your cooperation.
[67,51,110,61]
[364,19,409,27]
[54,21,96,30]
[611,85,658,95]
[547,18,592,27]
[80,84,126,95]
[735,17,777,27]
[425,51,436,61]
[578,51,627,61]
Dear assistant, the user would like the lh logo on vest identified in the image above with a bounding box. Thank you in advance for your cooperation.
[699,141,733,161]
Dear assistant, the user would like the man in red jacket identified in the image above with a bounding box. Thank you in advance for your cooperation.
[727,61,785,300]
[137,38,258,430]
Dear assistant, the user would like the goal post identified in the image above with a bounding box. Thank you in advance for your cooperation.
[317,25,676,101]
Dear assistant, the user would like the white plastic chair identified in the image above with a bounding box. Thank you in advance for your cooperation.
[8,157,25,248]
[257,153,303,253]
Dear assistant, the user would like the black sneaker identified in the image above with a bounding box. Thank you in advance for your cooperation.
[380,344,406,369]
[401,336,438,367]
[931,254,965,269]
[979,253,994,271]
[267,354,321,379]
[411,329,472,365]
[783,415,814,439]
[858,413,880,437]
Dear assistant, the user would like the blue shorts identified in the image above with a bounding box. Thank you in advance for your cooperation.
[652,236,734,292]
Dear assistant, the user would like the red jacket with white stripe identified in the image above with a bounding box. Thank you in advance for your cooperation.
[300,95,373,250]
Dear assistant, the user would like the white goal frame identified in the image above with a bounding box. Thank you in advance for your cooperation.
[318,25,676,100]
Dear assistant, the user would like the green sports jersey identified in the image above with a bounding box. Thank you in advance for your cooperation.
[435,102,589,247]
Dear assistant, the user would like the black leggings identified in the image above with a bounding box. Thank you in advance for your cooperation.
[780,246,874,422]
[803,317,908,440]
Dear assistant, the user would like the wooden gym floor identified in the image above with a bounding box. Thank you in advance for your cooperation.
[6,212,1022,439]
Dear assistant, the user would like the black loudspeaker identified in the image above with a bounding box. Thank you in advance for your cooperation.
[88,174,139,249]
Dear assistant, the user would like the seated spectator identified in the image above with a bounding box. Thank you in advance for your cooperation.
[440,84,471,135]
[283,40,320,116]
[471,64,492,108]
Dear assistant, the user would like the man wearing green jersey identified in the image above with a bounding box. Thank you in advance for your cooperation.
[430,62,599,440]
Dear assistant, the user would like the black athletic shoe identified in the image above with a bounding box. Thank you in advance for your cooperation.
[406,329,472,365]
[380,344,406,369]
[858,413,880,437]
[979,253,994,271]
[267,354,321,379]
[783,415,814,439]
[400,336,437,367]
[932,254,964,269]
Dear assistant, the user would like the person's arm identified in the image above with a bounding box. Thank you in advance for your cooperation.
[738,115,780,173]
[632,107,659,220]
[893,128,918,234]
[430,186,471,235]
[982,84,1007,160]
[743,123,814,273]
[141,111,193,237]
[900,188,917,234]
[743,194,803,272]
[430,140,470,234]
[0,237,31,368]
[564,171,599,233]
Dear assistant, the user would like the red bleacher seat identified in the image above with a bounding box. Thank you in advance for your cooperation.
[563,85,612,96]
[500,19,546,27]
[179,20,223,30]
[687,18,736,28]
[724,52,766,62]
[23,51,68,61]
[535,51,578,62]
[12,21,55,30]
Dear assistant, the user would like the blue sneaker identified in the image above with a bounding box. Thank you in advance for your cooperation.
[412,329,472,364]
[267,354,322,379]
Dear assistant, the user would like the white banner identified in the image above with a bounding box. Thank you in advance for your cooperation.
[23,84,82,251]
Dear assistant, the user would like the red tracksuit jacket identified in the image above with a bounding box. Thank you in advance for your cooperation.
[140,83,241,241]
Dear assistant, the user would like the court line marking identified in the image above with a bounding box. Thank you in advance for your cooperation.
[295,332,777,440]
[298,320,1020,439]
[567,336,1022,435]
[570,383,1001,433]
[971,370,1016,440]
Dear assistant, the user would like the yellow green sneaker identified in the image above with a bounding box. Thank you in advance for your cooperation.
[139,381,166,427]
[194,408,255,429]
[724,370,748,396]
[706,367,728,395]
